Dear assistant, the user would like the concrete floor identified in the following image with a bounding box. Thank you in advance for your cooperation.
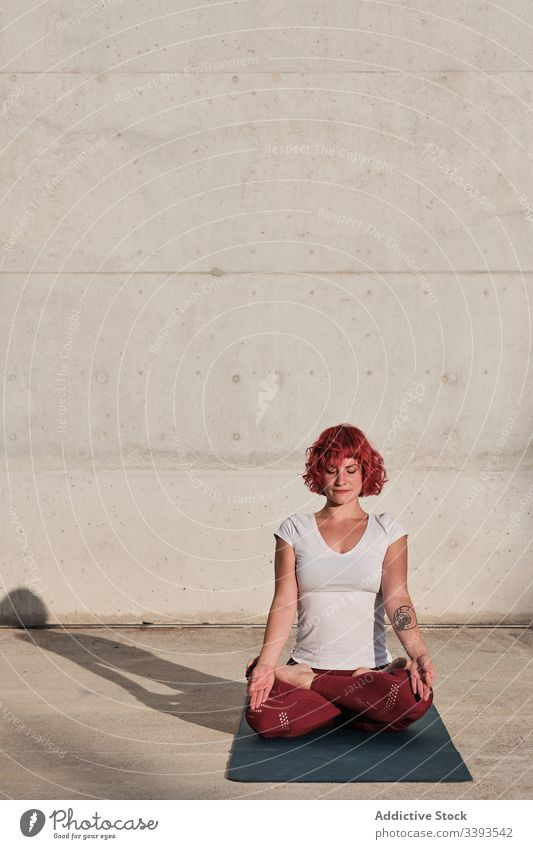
[0,626,531,799]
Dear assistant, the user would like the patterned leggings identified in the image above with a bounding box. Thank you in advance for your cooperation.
[246,657,434,738]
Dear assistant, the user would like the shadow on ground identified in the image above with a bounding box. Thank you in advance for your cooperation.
[16,629,248,735]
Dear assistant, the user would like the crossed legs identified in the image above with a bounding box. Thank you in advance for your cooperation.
[245,659,433,739]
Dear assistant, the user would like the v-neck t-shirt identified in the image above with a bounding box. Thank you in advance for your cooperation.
[273,511,408,670]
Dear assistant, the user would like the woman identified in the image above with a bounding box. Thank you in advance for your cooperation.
[245,423,435,738]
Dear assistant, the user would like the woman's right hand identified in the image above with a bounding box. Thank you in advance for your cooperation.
[246,658,275,710]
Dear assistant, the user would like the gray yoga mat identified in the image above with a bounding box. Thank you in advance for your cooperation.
[228,702,472,783]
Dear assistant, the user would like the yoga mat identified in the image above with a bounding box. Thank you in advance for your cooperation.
[228,702,473,783]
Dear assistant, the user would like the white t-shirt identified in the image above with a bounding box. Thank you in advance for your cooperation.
[273,511,408,670]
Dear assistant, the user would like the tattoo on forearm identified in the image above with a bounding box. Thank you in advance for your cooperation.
[392,605,417,630]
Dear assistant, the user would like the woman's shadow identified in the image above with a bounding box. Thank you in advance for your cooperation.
[4,590,248,736]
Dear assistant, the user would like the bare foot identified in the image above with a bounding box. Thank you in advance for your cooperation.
[351,657,411,677]
[384,657,411,673]
[351,666,373,676]
[275,662,315,690]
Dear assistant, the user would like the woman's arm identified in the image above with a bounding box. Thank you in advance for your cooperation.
[380,535,435,699]
[256,536,298,668]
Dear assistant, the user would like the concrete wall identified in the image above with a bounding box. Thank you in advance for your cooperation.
[1,1,532,625]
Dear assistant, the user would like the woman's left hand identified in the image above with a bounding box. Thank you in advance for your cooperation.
[409,653,435,701]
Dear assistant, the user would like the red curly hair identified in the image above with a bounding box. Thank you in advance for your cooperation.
[302,423,388,497]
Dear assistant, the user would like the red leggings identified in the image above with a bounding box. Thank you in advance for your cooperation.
[246,659,434,739]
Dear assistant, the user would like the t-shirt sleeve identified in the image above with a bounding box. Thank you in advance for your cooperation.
[385,513,408,545]
[273,516,297,546]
